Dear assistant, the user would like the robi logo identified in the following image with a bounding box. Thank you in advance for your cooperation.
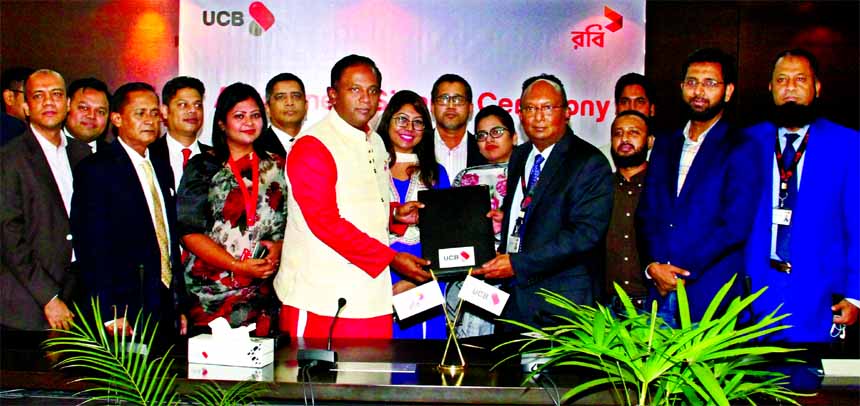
[202,2,275,37]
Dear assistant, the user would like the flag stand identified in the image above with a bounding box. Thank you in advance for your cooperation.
[436,269,468,376]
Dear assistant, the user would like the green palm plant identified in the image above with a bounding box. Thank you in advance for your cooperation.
[495,275,813,405]
[42,297,266,405]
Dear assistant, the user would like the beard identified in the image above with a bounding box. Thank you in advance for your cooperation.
[771,101,817,129]
[611,144,648,169]
[685,99,725,122]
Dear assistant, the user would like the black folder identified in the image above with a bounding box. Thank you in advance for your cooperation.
[417,186,495,280]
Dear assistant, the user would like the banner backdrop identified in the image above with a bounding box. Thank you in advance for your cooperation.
[179,0,645,152]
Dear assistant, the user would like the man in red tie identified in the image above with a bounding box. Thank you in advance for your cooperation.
[149,76,209,192]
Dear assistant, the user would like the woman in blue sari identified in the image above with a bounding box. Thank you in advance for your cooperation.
[378,90,449,339]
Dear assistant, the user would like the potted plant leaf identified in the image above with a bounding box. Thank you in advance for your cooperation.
[495,275,812,405]
[42,297,266,405]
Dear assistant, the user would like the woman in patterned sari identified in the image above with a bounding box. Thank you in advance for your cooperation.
[447,105,518,337]
[177,83,286,331]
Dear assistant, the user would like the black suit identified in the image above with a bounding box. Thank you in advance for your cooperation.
[257,126,286,157]
[498,128,613,327]
[71,141,185,330]
[0,129,91,330]
[147,134,212,189]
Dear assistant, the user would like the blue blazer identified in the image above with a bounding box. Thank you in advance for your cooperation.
[498,128,613,327]
[744,118,859,343]
[71,141,185,328]
[637,119,764,321]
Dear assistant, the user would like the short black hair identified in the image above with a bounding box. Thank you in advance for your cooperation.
[474,105,516,136]
[330,54,381,88]
[2,67,35,91]
[211,82,269,162]
[614,73,656,104]
[521,74,568,104]
[612,109,650,133]
[110,82,157,138]
[681,48,737,85]
[431,74,473,104]
[772,48,820,78]
[265,72,306,102]
[161,76,205,106]
[111,82,157,114]
[67,77,110,102]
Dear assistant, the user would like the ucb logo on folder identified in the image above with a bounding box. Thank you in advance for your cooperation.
[438,247,476,268]
[418,186,495,280]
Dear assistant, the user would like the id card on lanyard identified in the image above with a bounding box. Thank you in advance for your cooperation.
[507,173,538,254]
[228,153,260,260]
[772,132,809,226]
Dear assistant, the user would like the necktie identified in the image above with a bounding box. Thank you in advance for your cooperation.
[181,148,192,168]
[141,160,172,287]
[526,154,544,192]
[519,154,545,239]
[776,133,799,262]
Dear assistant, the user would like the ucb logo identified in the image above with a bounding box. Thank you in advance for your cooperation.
[202,10,244,27]
[202,2,275,36]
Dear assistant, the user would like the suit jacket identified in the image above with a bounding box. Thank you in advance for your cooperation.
[0,129,91,330]
[744,118,859,343]
[0,112,26,146]
[637,119,763,321]
[498,128,613,327]
[147,134,212,189]
[257,126,286,157]
[71,141,185,328]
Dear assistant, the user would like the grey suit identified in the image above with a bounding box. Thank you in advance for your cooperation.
[0,129,91,330]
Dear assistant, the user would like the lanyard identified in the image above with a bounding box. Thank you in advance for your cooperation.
[774,131,810,201]
[227,152,260,227]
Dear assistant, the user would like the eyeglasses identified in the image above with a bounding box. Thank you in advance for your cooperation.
[475,126,508,141]
[434,94,467,106]
[682,78,724,89]
[521,105,564,116]
[392,115,425,131]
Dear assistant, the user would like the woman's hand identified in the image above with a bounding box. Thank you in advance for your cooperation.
[234,258,277,279]
[261,240,283,267]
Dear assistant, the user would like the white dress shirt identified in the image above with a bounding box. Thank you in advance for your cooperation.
[165,133,201,191]
[33,125,74,216]
[676,118,719,196]
[506,143,556,242]
[271,125,298,156]
[434,129,469,184]
[61,127,97,153]
[118,137,172,253]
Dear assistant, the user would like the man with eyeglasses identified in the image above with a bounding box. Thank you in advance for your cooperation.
[430,74,488,183]
[1,69,91,335]
[744,49,858,343]
[1,67,35,145]
[260,72,308,157]
[637,48,763,326]
[472,74,613,328]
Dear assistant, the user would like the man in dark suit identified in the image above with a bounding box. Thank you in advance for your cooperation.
[63,77,112,153]
[148,76,207,191]
[71,82,186,338]
[1,69,91,332]
[637,48,763,325]
[745,49,858,343]
[259,72,308,157]
[474,74,613,327]
[430,74,488,183]
[1,67,34,145]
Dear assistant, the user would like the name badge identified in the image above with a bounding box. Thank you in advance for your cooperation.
[507,234,520,254]
[773,208,792,226]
